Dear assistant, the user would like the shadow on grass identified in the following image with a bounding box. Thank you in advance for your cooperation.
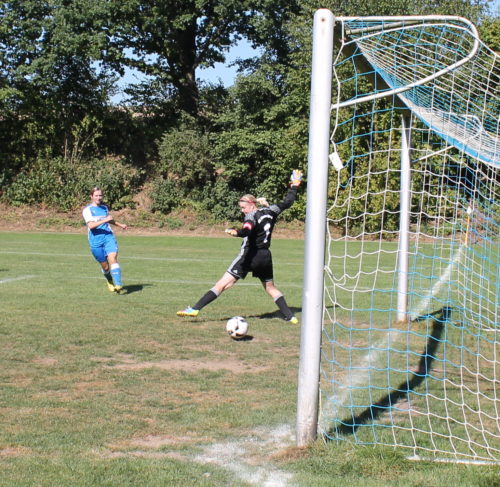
[121,283,153,295]
[229,334,255,342]
[327,306,451,438]
[246,305,303,321]
[245,303,338,321]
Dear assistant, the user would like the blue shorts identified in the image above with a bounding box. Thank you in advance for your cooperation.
[89,235,118,263]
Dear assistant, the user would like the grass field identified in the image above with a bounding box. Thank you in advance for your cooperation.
[0,231,498,486]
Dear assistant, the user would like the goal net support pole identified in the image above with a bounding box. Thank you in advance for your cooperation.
[397,115,412,322]
[296,9,334,447]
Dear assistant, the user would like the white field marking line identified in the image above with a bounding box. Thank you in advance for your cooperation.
[194,424,294,487]
[319,331,398,433]
[0,250,220,262]
[320,245,466,431]
[407,455,500,465]
[0,275,36,284]
[79,275,303,288]
[409,243,465,320]
[0,250,303,265]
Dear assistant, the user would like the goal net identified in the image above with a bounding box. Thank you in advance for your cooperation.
[305,13,499,463]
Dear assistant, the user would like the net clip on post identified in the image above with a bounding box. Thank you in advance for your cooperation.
[329,150,344,171]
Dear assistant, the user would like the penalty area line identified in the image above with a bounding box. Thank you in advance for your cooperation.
[79,276,303,288]
[409,243,465,321]
[0,250,303,266]
[0,275,36,284]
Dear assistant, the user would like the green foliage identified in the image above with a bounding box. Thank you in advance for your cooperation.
[66,115,104,164]
[157,118,215,192]
[0,0,117,170]
[200,179,242,221]
[3,157,141,211]
[479,17,500,52]
[302,0,492,19]
[213,66,302,199]
[1,0,497,228]
[157,215,184,230]
[106,0,301,114]
[150,177,183,214]
[152,115,220,214]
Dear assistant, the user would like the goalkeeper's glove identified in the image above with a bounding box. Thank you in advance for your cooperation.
[290,169,303,187]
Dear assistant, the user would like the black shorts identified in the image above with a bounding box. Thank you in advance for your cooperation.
[227,248,273,282]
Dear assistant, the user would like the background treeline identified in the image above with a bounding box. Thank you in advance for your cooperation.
[1,0,498,223]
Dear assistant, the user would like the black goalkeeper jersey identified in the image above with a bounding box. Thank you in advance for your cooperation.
[235,187,298,250]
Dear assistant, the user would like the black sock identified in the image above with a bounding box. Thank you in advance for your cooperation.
[274,295,293,320]
[194,289,219,310]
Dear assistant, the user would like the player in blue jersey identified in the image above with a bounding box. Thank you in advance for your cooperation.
[82,187,128,293]
[177,170,302,324]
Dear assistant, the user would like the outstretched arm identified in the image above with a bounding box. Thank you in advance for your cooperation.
[112,220,128,230]
[276,169,303,211]
[226,220,254,238]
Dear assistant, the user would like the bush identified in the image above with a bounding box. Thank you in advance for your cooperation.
[150,177,183,214]
[200,179,242,221]
[157,121,215,192]
[3,157,141,210]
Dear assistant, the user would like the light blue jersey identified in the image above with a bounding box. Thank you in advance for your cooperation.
[82,204,114,243]
[82,204,118,262]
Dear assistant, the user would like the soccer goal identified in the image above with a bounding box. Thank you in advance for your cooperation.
[297,10,499,464]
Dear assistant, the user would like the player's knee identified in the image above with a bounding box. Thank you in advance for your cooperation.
[264,282,279,297]
[221,280,236,292]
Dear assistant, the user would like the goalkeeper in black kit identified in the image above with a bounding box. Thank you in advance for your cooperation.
[177,170,303,324]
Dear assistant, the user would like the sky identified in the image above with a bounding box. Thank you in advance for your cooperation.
[112,40,257,104]
[112,6,499,103]
[197,39,258,87]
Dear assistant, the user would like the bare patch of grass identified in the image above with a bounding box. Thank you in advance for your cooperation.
[0,446,32,458]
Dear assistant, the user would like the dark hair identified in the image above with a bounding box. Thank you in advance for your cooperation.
[90,187,102,196]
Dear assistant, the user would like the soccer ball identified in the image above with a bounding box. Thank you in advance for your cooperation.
[226,316,249,340]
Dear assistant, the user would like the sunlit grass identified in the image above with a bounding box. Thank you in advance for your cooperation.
[0,232,497,486]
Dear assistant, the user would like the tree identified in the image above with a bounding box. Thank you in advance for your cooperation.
[479,17,500,53]
[0,0,116,168]
[209,0,498,221]
[107,0,302,116]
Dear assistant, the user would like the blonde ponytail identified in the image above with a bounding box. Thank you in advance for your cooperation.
[239,194,269,207]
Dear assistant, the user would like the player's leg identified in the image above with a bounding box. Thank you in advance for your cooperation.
[254,251,297,323]
[91,245,116,292]
[101,262,116,292]
[107,252,123,291]
[177,272,238,317]
[177,254,249,317]
[104,236,123,292]
[261,280,298,324]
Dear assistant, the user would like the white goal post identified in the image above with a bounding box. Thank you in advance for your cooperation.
[297,9,499,464]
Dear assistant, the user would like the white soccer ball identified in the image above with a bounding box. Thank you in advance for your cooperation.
[226,316,249,340]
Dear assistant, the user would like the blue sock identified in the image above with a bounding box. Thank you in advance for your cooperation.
[110,263,122,286]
